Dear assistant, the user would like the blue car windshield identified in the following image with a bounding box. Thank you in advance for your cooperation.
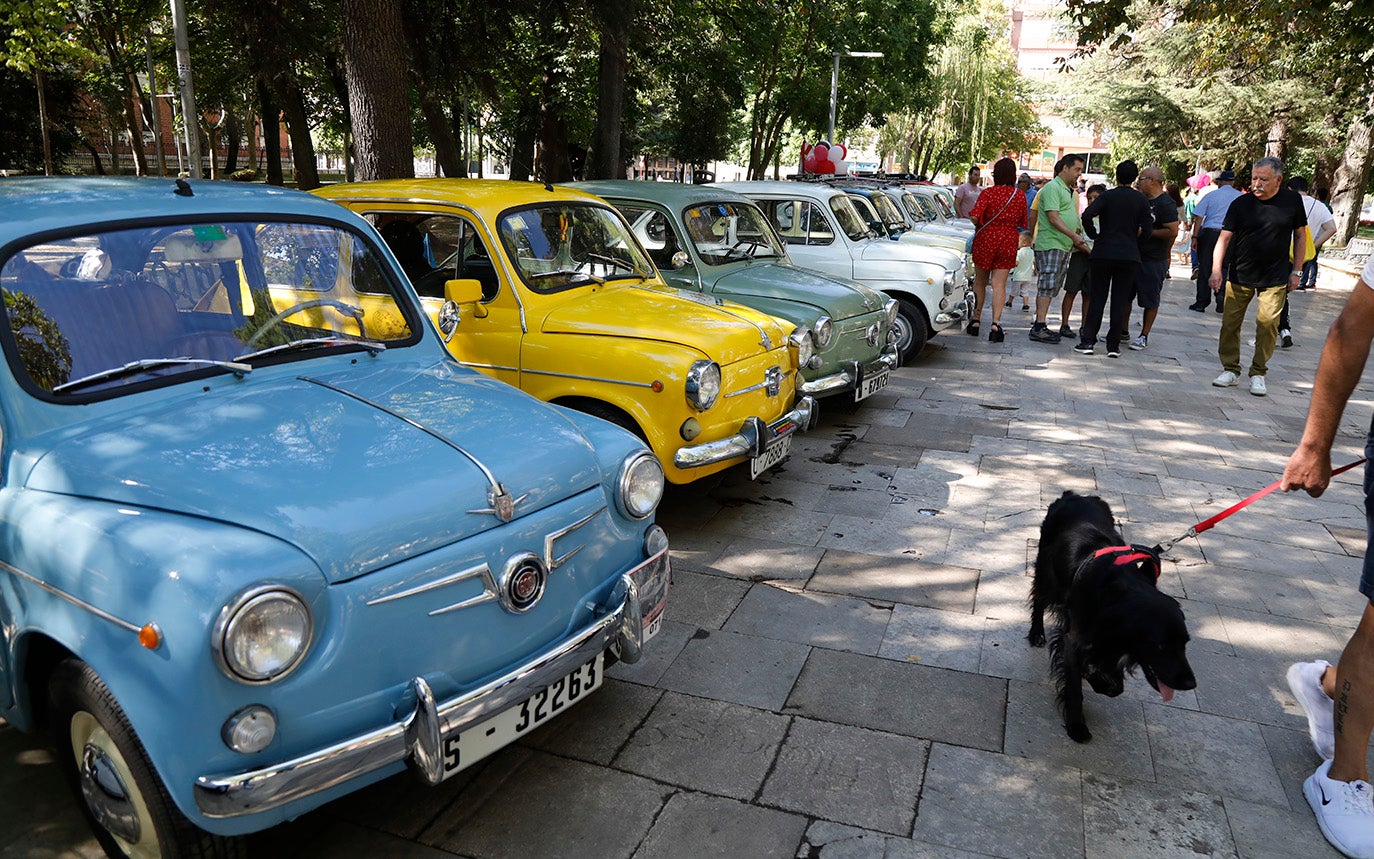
[1,221,415,396]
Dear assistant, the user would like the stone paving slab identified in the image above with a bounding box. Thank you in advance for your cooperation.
[784,648,1006,751]
[723,583,892,655]
[633,792,808,859]
[807,549,979,612]
[655,627,811,711]
[1081,771,1237,859]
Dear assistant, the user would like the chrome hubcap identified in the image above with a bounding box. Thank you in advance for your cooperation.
[890,315,912,352]
[80,742,141,844]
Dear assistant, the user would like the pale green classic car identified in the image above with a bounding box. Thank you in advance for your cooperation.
[576,180,899,402]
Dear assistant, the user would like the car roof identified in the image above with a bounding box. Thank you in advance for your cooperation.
[712,180,842,201]
[313,177,607,217]
[572,180,756,211]
[0,177,355,247]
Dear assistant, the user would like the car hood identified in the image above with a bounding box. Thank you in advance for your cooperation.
[539,284,789,364]
[858,238,962,270]
[897,230,966,251]
[708,262,887,322]
[21,361,603,583]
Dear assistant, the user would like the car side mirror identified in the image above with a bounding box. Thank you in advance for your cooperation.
[670,251,690,270]
[438,279,486,341]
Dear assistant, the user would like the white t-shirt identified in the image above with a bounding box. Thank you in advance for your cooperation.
[954,182,982,219]
[1011,246,1035,281]
[1301,195,1335,244]
[1362,254,1374,288]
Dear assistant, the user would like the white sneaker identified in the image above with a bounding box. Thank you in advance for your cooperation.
[1250,375,1267,396]
[1288,660,1335,759]
[1305,759,1374,858]
[1129,334,1148,351]
[1213,370,1240,387]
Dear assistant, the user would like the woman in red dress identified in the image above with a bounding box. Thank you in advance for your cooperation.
[967,158,1028,342]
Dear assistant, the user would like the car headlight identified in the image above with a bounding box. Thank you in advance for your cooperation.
[789,327,814,369]
[685,360,721,411]
[214,586,313,683]
[813,316,834,350]
[618,451,665,520]
[884,298,899,323]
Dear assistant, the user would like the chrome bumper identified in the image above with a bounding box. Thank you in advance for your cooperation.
[798,347,899,397]
[673,396,818,469]
[933,289,975,328]
[193,548,671,819]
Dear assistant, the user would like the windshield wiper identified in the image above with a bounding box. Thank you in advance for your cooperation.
[53,358,252,394]
[528,268,605,285]
[235,337,387,363]
[584,252,648,281]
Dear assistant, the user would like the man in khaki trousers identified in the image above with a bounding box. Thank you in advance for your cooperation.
[1209,156,1311,397]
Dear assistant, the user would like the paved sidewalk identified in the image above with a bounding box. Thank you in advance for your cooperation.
[3,265,1372,857]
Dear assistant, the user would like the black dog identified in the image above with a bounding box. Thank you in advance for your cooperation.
[1028,491,1197,743]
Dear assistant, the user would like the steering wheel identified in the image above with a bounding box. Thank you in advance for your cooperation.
[245,298,367,347]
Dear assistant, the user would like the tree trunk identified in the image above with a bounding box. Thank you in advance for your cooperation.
[537,64,573,182]
[415,82,461,177]
[84,141,107,175]
[122,84,149,176]
[223,108,240,174]
[278,77,321,189]
[35,71,53,176]
[205,123,220,179]
[1330,93,1374,246]
[342,0,414,180]
[258,79,284,186]
[509,101,538,181]
[1264,115,1288,163]
[587,0,630,179]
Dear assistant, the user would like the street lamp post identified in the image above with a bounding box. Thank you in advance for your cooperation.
[828,51,883,144]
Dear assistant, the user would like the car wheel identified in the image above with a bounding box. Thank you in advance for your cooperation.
[889,298,928,364]
[49,658,244,859]
[577,401,648,443]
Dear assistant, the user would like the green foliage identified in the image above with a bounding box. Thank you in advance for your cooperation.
[0,64,79,171]
[5,289,72,390]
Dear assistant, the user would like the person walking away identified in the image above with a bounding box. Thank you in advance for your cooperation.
[1059,183,1104,339]
[1030,154,1090,343]
[1006,231,1035,312]
[1292,177,1337,293]
[1189,169,1242,312]
[1129,167,1181,351]
[1167,183,1190,266]
[1280,253,1374,859]
[1074,160,1153,358]
[967,157,1027,342]
[955,167,983,220]
[1209,156,1310,396]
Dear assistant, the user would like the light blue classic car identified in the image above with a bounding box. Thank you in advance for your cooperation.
[0,178,670,855]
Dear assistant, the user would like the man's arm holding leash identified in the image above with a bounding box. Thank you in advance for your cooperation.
[1284,279,1374,497]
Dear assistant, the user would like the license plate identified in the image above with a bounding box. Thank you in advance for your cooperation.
[645,612,664,642]
[439,653,603,779]
[749,435,792,479]
[855,368,890,402]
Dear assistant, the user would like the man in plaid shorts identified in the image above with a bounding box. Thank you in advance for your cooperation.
[1030,154,1091,343]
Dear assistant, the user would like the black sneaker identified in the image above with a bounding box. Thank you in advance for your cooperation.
[1073,343,1094,355]
[1058,324,1075,338]
[1028,324,1061,344]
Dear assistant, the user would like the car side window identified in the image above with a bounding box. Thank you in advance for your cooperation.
[619,205,686,271]
[367,213,500,301]
[764,200,833,246]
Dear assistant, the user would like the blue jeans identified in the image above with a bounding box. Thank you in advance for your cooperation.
[1301,253,1320,289]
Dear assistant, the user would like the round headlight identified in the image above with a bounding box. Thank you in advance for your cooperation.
[215,588,312,683]
[685,360,721,411]
[619,451,665,520]
[222,705,277,754]
[884,298,899,323]
[813,316,834,350]
[644,524,669,557]
[789,327,814,369]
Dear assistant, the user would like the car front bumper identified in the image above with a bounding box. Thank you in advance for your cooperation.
[798,347,899,397]
[672,396,818,470]
[193,547,671,819]
[933,289,975,330]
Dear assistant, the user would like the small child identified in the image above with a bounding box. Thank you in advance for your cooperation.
[1008,232,1035,311]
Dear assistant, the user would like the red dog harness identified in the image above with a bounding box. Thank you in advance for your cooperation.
[1091,545,1161,581]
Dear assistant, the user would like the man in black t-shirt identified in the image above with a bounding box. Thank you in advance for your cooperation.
[1208,157,1310,397]
[1127,166,1180,351]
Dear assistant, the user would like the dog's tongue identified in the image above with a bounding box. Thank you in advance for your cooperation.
[1159,683,1175,703]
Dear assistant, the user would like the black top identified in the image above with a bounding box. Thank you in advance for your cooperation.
[1222,188,1308,287]
[1139,194,1180,262]
[1083,186,1154,262]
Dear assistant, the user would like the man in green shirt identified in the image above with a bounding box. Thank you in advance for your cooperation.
[1030,154,1092,343]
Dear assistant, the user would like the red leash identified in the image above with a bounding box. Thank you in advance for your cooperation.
[1154,458,1367,553]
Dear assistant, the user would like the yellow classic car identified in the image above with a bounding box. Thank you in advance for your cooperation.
[313,179,818,484]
